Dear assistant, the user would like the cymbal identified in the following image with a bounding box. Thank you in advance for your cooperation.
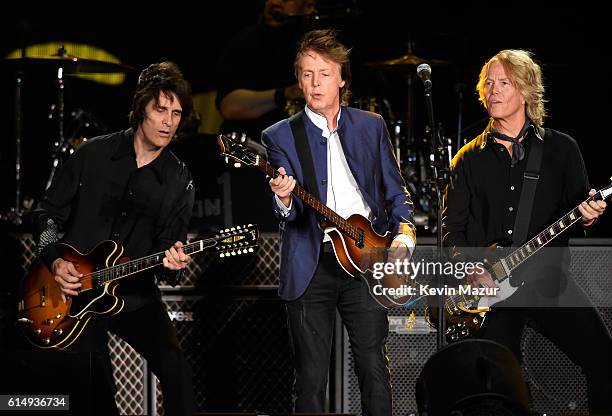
[367,53,449,69]
[0,56,135,74]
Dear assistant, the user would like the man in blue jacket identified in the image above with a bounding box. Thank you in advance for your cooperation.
[263,29,415,415]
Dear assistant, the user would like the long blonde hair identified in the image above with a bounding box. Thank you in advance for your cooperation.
[476,49,546,127]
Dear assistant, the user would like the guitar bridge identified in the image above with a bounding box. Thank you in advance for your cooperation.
[40,285,47,307]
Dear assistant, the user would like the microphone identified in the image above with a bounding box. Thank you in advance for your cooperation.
[417,63,432,89]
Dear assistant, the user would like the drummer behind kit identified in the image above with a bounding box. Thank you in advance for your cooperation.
[0,46,133,225]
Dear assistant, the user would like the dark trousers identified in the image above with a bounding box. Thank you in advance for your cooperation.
[479,275,612,414]
[70,300,194,416]
[285,250,392,416]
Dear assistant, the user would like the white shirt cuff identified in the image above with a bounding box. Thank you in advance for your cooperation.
[393,234,415,256]
[275,194,292,217]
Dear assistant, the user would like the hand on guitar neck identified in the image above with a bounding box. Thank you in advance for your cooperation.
[269,166,296,208]
[51,240,191,303]
[462,188,606,292]
[579,188,607,225]
[20,225,259,348]
[162,241,192,271]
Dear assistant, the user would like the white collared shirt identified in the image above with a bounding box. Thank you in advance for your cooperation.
[276,106,414,251]
[307,106,373,227]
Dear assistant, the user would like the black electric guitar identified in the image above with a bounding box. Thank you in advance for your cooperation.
[18,224,259,349]
[217,133,413,308]
[427,179,612,342]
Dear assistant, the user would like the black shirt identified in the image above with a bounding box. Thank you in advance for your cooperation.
[32,129,195,310]
[443,124,589,251]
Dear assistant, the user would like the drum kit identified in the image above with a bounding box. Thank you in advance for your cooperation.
[354,51,453,235]
[0,47,134,226]
[262,46,452,235]
[1,42,451,235]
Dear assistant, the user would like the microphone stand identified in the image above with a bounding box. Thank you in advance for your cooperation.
[420,73,453,351]
[455,83,465,154]
[46,46,69,190]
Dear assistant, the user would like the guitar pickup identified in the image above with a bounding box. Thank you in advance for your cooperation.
[355,230,365,249]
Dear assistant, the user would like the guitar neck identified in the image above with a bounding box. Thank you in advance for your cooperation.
[94,240,209,286]
[255,157,361,240]
[501,192,603,274]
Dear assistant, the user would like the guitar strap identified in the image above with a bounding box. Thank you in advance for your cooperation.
[289,111,321,202]
[512,126,545,247]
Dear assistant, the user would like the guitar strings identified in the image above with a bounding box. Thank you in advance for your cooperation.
[23,235,239,298]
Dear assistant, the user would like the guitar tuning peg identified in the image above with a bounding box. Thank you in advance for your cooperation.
[224,156,229,164]
[234,162,241,168]
[248,248,254,253]
[230,132,237,139]
[236,225,241,229]
[231,251,236,256]
[219,253,225,258]
[230,227,236,231]
[240,133,247,143]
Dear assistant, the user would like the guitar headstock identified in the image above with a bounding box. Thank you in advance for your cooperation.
[214,224,259,258]
[217,133,259,167]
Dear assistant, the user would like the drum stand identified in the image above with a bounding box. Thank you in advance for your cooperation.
[3,48,68,225]
[7,70,25,226]
[45,65,67,190]
[3,55,27,225]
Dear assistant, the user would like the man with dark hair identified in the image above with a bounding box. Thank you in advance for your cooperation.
[31,61,195,416]
[263,29,415,415]
[443,49,612,413]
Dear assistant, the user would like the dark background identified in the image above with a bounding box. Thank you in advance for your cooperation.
[1,1,610,237]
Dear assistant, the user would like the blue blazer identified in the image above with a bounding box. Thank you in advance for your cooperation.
[262,107,414,301]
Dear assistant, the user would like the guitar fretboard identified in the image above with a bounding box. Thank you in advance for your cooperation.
[255,157,362,241]
[502,192,603,273]
[93,240,207,286]
[444,190,607,311]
